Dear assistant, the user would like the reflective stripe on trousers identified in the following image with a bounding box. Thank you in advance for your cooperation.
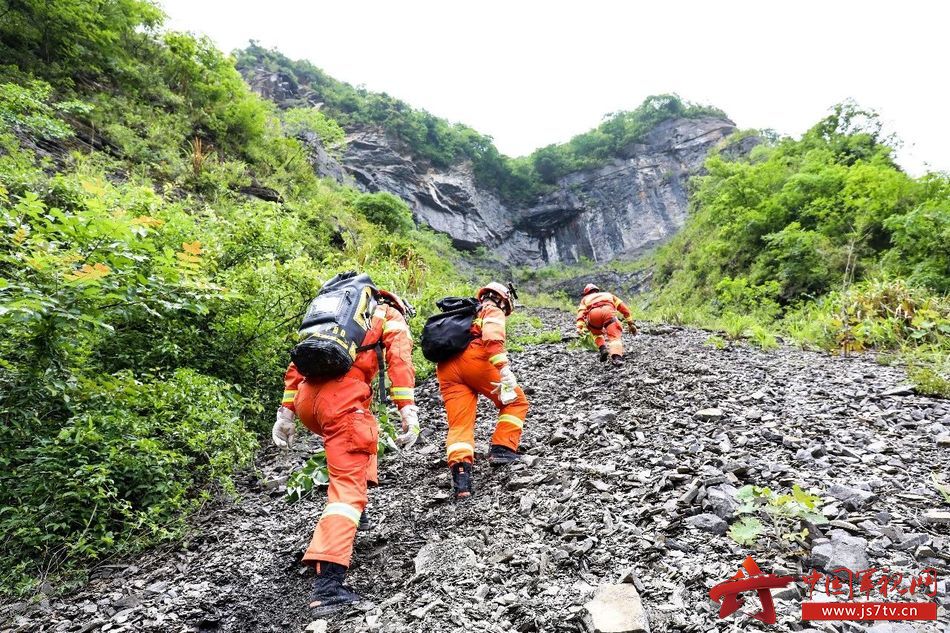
[296,375,378,568]
[436,340,529,464]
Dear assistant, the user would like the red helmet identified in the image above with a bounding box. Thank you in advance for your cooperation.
[377,289,415,318]
[582,283,600,296]
[477,282,514,315]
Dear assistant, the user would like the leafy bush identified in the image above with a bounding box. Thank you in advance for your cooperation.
[645,103,949,383]
[1,370,255,588]
[0,81,90,139]
[653,103,949,311]
[354,192,415,234]
[909,367,950,398]
[281,106,346,154]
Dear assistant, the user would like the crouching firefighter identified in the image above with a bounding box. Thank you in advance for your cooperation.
[575,283,638,366]
[421,282,530,501]
[271,272,419,614]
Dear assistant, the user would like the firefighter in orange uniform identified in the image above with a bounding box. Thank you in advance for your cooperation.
[436,282,529,500]
[575,283,638,365]
[272,289,418,614]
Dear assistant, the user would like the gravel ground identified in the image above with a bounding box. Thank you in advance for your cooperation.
[3,308,948,633]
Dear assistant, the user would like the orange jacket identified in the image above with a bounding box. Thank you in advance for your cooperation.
[576,291,632,329]
[471,302,509,368]
[282,303,416,410]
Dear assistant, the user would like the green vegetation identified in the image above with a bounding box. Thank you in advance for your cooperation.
[506,312,563,351]
[235,45,725,203]
[280,106,346,155]
[0,1,468,594]
[729,484,828,549]
[528,95,726,184]
[934,474,950,505]
[644,103,949,381]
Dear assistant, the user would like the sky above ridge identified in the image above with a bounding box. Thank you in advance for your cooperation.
[160,0,949,175]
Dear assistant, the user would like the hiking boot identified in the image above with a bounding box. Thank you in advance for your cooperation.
[358,508,370,532]
[611,354,624,366]
[488,444,521,466]
[451,462,473,501]
[598,345,609,362]
[308,561,361,615]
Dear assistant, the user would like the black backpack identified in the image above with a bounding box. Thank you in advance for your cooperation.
[421,297,481,363]
[291,272,380,379]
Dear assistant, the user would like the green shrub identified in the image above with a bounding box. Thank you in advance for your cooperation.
[909,367,950,398]
[282,106,346,154]
[0,370,255,588]
[354,191,415,234]
[0,81,89,139]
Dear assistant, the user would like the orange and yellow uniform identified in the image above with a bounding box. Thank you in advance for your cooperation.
[281,303,414,568]
[436,302,529,465]
[576,291,633,357]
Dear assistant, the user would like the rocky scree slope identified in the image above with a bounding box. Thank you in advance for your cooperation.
[3,309,949,633]
[245,69,739,266]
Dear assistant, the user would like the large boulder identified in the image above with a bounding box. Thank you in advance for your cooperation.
[583,584,651,633]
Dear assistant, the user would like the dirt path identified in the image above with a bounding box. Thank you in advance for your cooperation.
[3,309,948,632]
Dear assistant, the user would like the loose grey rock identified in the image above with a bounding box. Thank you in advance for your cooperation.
[589,408,618,424]
[867,624,918,633]
[694,408,723,421]
[881,385,914,397]
[811,530,870,572]
[413,541,476,575]
[685,513,728,535]
[705,484,739,519]
[583,584,650,633]
[922,510,950,524]
[827,483,876,510]
[19,305,948,633]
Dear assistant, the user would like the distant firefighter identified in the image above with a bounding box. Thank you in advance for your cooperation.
[575,283,638,365]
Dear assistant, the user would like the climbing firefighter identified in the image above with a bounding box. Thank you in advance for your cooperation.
[436,282,530,500]
[272,282,419,614]
[575,283,638,365]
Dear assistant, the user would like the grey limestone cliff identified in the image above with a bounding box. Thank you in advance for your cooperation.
[340,117,736,265]
[245,69,737,266]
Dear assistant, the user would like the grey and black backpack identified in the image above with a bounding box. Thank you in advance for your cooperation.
[290,272,380,378]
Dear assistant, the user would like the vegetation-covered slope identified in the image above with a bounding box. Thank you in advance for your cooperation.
[235,44,727,203]
[0,0,469,593]
[648,104,949,392]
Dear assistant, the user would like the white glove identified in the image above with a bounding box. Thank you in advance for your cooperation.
[395,405,420,448]
[492,366,519,404]
[272,406,296,449]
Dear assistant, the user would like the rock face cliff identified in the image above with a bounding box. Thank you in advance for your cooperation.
[245,70,736,266]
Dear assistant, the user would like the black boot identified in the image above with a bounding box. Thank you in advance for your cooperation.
[488,444,521,466]
[308,561,362,614]
[611,354,624,366]
[598,345,609,362]
[358,508,370,532]
[451,462,473,501]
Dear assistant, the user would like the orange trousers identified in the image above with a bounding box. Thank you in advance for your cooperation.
[436,341,530,465]
[587,305,623,356]
[294,372,379,568]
